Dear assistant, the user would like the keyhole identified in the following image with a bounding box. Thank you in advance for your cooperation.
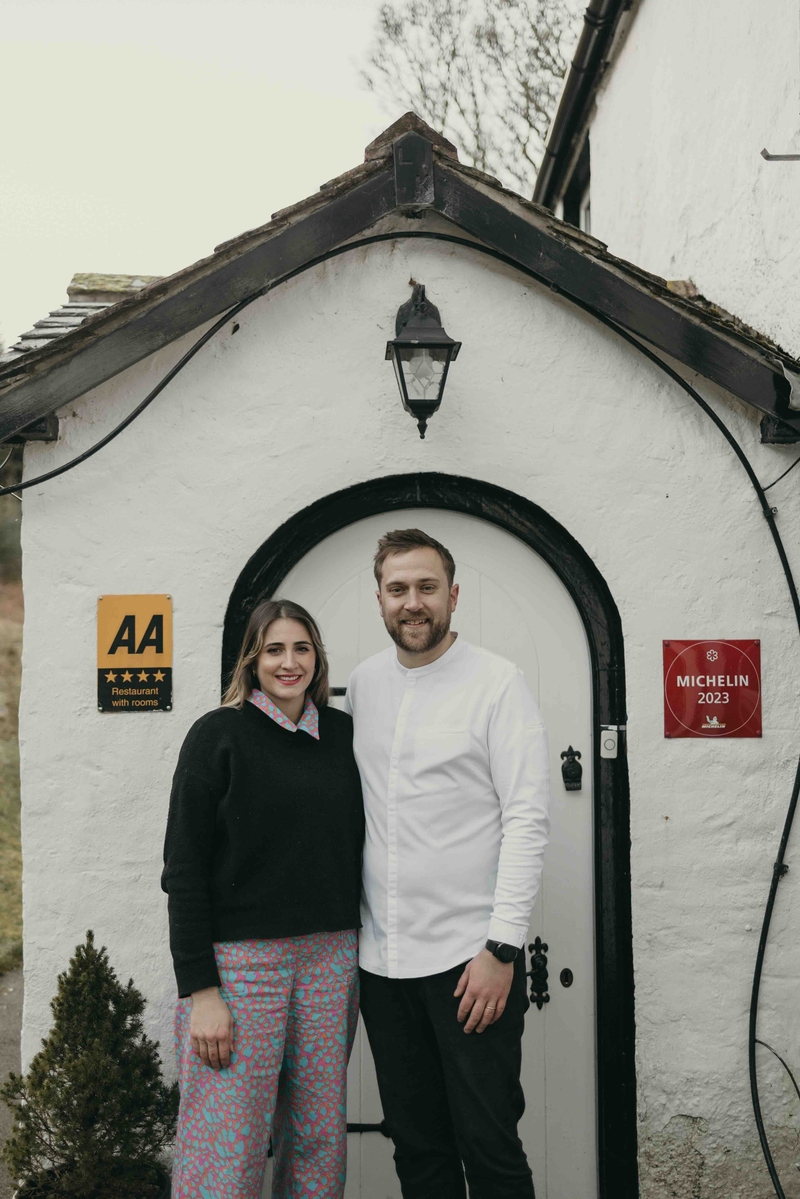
[560,968,574,988]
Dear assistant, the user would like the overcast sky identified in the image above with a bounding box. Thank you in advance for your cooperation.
[1,0,389,350]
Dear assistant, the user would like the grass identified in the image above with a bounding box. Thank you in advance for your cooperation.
[0,580,22,976]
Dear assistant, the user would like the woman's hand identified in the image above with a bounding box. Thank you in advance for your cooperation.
[190,987,234,1069]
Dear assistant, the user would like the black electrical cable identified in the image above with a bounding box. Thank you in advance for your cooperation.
[763,452,800,493]
[516,252,800,1199]
[756,1039,800,1107]
[569,315,800,1199]
[0,289,269,498]
[5,227,798,1194]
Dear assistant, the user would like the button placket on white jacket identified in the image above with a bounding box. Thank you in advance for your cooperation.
[348,637,550,979]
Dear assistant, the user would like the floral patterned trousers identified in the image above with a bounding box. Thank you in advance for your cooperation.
[172,931,359,1199]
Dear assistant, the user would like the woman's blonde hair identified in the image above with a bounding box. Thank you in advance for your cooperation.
[222,598,329,710]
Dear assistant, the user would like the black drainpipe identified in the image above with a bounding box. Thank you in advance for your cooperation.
[533,0,630,210]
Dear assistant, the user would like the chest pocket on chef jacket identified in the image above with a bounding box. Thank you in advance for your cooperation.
[413,729,471,788]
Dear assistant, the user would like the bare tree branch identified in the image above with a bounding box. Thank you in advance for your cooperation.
[362,0,583,196]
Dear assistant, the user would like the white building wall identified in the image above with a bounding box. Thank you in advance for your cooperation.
[18,230,800,1193]
[589,0,800,358]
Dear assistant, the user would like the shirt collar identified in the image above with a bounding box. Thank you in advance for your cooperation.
[247,690,320,739]
[393,631,465,678]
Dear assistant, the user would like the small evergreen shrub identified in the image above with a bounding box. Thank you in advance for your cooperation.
[1,931,178,1197]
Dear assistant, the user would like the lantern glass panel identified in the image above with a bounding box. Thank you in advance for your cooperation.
[397,346,449,401]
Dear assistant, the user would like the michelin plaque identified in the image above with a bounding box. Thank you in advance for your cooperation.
[663,639,761,738]
[97,594,172,712]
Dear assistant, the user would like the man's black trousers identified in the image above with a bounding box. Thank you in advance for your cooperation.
[359,955,535,1199]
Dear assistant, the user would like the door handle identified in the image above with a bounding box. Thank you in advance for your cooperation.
[527,936,550,1010]
[560,746,582,791]
[527,940,575,1009]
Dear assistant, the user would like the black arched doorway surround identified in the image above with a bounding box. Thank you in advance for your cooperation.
[223,472,638,1198]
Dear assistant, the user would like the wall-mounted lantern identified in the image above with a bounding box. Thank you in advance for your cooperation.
[385,284,461,438]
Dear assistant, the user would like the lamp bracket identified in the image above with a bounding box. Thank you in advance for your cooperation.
[395,284,441,336]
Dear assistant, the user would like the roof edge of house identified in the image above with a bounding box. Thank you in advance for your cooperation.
[2,116,800,445]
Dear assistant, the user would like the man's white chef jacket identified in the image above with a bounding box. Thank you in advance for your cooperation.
[345,635,550,978]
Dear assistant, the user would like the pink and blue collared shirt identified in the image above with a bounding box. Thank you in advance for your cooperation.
[247,689,320,740]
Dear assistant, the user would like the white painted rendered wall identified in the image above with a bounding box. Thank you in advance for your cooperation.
[589,0,800,358]
[18,224,800,1194]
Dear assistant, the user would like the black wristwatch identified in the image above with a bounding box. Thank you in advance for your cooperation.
[485,939,519,964]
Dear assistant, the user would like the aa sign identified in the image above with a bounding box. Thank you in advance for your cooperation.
[97,595,173,712]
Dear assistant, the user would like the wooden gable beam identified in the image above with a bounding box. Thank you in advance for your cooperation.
[432,162,799,436]
[0,127,796,444]
[0,168,396,443]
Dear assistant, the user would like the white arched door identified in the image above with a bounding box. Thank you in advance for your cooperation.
[263,508,596,1198]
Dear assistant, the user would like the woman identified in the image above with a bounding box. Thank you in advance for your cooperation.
[162,598,364,1199]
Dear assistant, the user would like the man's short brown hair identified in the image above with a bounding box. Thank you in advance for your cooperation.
[373,528,456,587]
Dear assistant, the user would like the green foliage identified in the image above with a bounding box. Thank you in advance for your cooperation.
[1,932,178,1197]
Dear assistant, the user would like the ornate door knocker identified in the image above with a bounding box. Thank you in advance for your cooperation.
[560,745,582,791]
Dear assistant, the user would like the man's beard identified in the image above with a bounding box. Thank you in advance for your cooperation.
[384,609,452,655]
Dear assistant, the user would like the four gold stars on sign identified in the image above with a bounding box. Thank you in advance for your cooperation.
[103,669,167,683]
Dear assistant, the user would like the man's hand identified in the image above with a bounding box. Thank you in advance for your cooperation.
[454,949,514,1034]
[190,987,234,1069]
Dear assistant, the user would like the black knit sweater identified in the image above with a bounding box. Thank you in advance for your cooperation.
[161,702,364,997]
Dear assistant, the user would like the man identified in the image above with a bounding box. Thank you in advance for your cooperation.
[345,528,551,1199]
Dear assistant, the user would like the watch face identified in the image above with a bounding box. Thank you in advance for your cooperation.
[496,943,518,963]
